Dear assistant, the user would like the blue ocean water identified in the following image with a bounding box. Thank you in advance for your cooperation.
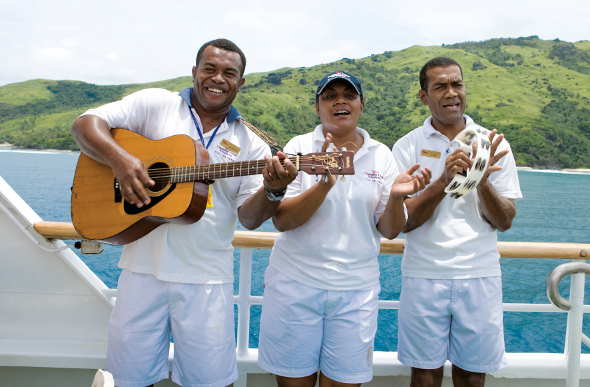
[1,149,589,354]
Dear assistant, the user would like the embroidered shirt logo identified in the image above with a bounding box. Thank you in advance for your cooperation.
[364,170,384,183]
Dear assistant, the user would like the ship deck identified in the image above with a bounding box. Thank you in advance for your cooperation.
[1,175,590,387]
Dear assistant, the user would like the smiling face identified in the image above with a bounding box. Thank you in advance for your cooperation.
[191,45,245,116]
[419,65,466,135]
[315,80,364,138]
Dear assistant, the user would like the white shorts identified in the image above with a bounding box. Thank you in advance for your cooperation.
[397,276,507,373]
[257,266,380,384]
[106,270,238,387]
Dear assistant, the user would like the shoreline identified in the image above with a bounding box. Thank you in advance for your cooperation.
[517,166,590,173]
[1,143,588,172]
[0,142,74,153]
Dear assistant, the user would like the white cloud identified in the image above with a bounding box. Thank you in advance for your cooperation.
[0,0,588,86]
[37,47,73,62]
[61,38,80,47]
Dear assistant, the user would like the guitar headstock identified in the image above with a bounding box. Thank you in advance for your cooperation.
[293,151,355,175]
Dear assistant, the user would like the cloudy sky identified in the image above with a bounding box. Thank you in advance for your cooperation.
[1,0,588,86]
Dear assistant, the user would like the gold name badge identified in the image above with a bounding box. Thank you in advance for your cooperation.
[421,149,441,159]
[220,138,241,155]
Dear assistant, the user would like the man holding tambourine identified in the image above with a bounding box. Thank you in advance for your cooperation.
[392,57,522,387]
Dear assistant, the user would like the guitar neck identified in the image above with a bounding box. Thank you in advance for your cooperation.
[159,151,354,183]
[171,159,282,183]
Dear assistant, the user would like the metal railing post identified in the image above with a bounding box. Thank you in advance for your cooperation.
[235,248,254,387]
[237,248,253,356]
[565,271,586,387]
[546,261,590,387]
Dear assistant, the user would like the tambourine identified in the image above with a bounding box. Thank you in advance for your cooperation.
[444,127,491,199]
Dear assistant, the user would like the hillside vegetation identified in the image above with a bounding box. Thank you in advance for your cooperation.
[0,36,589,168]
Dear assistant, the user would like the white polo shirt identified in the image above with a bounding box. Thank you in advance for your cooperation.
[269,125,399,290]
[392,115,522,279]
[83,87,270,284]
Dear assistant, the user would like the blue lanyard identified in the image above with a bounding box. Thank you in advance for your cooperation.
[187,103,222,150]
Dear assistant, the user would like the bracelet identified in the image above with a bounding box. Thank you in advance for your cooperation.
[265,187,286,201]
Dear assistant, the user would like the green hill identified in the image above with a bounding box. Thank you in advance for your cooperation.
[1,36,589,169]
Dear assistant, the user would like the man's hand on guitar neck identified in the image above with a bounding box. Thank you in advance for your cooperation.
[261,151,298,194]
[238,151,297,230]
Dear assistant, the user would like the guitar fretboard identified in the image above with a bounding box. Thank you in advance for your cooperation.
[170,159,287,183]
[146,152,353,184]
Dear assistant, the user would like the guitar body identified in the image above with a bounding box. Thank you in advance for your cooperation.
[72,128,355,246]
[71,129,210,245]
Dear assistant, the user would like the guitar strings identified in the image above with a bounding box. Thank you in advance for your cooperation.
[144,155,348,181]
[143,160,341,173]
[143,157,342,173]
[146,162,340,181]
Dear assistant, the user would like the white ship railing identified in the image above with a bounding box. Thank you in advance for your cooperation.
[31,222,590,386]
[546,262,590,387]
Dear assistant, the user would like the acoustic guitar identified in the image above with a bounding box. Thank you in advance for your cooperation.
[71,128,354,245]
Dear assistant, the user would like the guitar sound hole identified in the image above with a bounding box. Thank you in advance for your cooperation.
[148,162,171,193]
[123,161,177,215]
[124,161,176,215]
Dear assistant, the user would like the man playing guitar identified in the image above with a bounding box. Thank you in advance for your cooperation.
[72,38,297,387]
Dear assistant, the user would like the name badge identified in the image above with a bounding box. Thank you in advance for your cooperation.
[220,138,241,154]
[215,138,241,162]
[421,149,441,159]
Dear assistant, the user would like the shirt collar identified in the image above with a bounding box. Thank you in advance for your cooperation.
[312,125,379,148]
[179,87,242,123]
[422,115,474,138]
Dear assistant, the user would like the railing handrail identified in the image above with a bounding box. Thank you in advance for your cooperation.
[34,221,590,259]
